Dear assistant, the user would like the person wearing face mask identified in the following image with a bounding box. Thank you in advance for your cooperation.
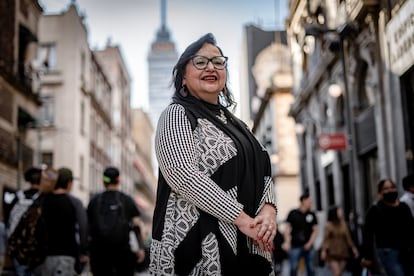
[361,179,414,276]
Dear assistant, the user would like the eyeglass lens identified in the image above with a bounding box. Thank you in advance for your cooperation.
[192,56,227,70]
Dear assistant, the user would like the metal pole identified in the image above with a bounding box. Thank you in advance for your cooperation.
[339,37,358,218]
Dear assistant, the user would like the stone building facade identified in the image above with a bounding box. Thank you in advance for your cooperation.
[286,0,414,236]
[0,0,43,204]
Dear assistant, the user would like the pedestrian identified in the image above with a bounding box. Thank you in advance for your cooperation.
[38,167,86,275]
[4,167,42,276]
[272,228,287,276]
[345,210,363,276]
[0,221,5,273]
[87,166,145,276]
[149,33,278,275]
[320,206,359,276]
[361,179,414,276]
[401,173,414,217]
[63,169,89,273]
[283,192,318,276]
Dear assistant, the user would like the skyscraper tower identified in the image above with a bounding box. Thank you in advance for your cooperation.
[148,0,178,128]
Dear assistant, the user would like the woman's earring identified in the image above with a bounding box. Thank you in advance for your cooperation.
[179,85,188,97]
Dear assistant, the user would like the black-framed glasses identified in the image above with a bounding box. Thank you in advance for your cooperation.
[190,55,228,70]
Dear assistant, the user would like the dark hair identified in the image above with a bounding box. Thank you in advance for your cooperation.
[24,167,41,185]
[402,173,414,191]
[172,33,235,108]
[103,166,120,185]
[377,179,396,193]
[327,206,339,223]
[299,192,310,202]
[55,167,73,189]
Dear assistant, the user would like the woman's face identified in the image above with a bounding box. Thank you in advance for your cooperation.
[337,208,343,220]
[380,180,397,195]
[183,43,227,104]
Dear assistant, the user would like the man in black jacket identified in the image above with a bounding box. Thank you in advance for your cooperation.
[87,166,144,276]
[39,167,88,275]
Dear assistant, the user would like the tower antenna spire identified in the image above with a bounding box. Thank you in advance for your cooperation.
[161,0,167,30]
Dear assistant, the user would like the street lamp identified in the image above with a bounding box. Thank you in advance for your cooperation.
[328,83,342,98]
[305,22,359,216]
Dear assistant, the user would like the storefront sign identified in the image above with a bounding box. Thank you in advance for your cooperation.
[386,0,414,75]
[318,134,347,150]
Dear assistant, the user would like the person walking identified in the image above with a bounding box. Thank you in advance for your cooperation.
[320,206,359,276]
[87,166,145,276]
[64,169,89,274]
[401,173,414,218]
[149,33,278,275]
[283,192,318,276]
[361,179,414,276]
[38,167,86,275]
[4,167,42,276]
[272,229,287,276]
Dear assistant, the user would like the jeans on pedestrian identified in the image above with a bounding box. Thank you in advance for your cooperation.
[288,246,315,276]
[39,256,76,276]
[13,258,33,276]
[377,248,404,276]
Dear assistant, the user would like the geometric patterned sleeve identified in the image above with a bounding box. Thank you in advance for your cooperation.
[264,177,277,210]
[256,176,277,215]
[155,104,243,223]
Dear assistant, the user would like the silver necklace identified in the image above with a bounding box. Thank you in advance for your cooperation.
[216,109,227,124]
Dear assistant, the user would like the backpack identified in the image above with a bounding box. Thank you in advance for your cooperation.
[7,195,47,268]
[92,192,130,248]
[7,190,40,237]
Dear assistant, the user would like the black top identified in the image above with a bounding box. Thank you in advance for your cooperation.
[150,94,275,275]
[286,209,318,247]
[87,190,140,252]
[41,193,78,257]
[68,194,88,255]
[362,201,414,259]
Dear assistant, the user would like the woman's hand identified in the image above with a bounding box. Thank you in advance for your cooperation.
[361,258,372,268]
[320,249,327,261]
[233,211,258,240]
[352,247,359,259]
[252,204,277,250]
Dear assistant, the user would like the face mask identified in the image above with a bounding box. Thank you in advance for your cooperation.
[383,191,398,203]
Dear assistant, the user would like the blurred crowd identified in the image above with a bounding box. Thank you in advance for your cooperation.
[0,166,150,276]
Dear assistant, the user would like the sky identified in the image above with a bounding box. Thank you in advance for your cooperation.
[38,0,288,112]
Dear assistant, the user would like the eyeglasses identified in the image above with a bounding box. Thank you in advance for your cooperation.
[190,55,228,70]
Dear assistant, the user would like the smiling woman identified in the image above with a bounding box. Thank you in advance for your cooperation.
[181,43,228,104]
[150,33,278,276]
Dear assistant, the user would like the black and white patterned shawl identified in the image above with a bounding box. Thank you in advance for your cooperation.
[150,94,276,276]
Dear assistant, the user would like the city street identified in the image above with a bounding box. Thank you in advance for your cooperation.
[278,260,353,276]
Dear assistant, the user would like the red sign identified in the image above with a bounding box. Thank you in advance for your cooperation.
[318,134,347,150]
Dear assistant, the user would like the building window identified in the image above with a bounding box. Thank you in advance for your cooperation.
[80,101,85,135]
[35,44,57,71]
[79,155,85,190]
[39,96,55,127]
[80,51,85,84]
[42,152,53,167]
[18,25,38,88]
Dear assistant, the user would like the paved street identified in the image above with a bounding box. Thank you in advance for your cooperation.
[131,262,353,276]
[277,260,353,276]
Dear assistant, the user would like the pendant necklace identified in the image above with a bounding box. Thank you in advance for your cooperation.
[216,109,227,124]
